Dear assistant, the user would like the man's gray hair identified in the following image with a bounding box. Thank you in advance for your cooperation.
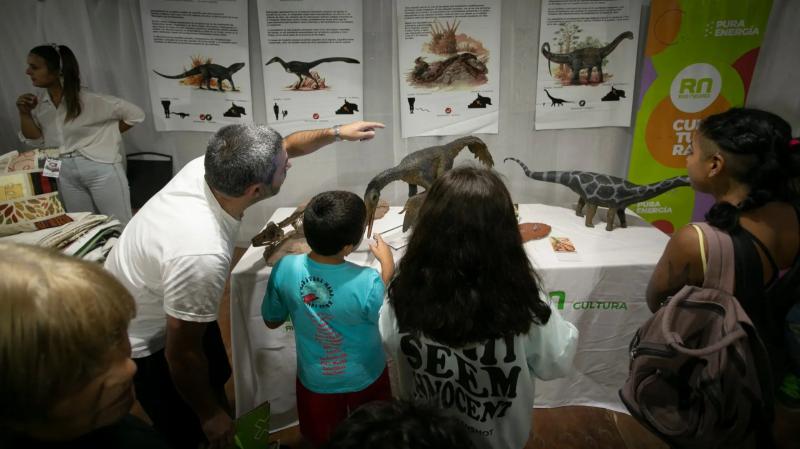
[205,124,283,197]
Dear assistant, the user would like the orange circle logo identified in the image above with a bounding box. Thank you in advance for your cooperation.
[645,95,731,168]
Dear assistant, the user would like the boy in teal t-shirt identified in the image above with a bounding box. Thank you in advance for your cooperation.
[261,191,394,447]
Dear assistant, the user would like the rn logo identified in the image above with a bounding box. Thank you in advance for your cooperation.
[670,63,722,113]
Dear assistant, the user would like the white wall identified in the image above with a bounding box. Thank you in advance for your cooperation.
[0,0,797,246]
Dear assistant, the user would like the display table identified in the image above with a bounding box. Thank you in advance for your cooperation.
[230,204,669,429]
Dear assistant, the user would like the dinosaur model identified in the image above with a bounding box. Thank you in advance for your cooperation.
[364,136,494,236]
[265,56,360,90]
[505,157,689,231]
[601,85,626,101]
[544,89,572,106]
[541,31,634,85]
[154,62,245,92]
[251,206,305,261]
[467,93,492,108]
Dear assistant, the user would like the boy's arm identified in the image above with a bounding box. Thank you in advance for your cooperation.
[262,262,289,329]
[369,234,394,285]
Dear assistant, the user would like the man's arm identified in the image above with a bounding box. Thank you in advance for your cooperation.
[165,317,235,449]
[284,120,385,158]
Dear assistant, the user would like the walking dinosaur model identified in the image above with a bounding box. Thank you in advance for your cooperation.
[541,31,634,85]
[154,62,245,92]
[505,158,689,231]
[544,89,572,106]
[364,136,494,235]
[265,56,360,90]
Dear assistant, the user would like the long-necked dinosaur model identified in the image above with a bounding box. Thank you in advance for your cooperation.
[505,158,689,231]
[265,56,360,89]
[541,31,633,84]
[154,62,245,92]
[364,136,494,236]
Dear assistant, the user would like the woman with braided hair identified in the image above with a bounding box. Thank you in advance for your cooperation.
[646,107,800,416]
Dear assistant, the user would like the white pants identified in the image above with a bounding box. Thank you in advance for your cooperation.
[59,154,132,224]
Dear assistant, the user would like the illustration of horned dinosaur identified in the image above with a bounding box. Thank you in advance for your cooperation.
[265,56,360,90]
[410,53,488,86]
[544,89,572,106]
[541,31,634,84]
[505,158,689,231]
[364,136,494,235]
[154,62,245,92]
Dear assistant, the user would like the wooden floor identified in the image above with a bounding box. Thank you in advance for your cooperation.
[132,247,799,449]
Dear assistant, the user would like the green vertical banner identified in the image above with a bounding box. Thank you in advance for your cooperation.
[627,0,772,234]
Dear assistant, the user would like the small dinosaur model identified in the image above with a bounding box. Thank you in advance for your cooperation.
[544,89,572,107]
[364,136,494,235]
[265,56,360,90]
[601,85,626,102]
[467,93,492,108]
[505,158,690,231]
[154,62,245,92]
[541,31,634,85]
[251,206,306,261]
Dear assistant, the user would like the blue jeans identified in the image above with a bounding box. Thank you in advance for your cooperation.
[59,154,132,224]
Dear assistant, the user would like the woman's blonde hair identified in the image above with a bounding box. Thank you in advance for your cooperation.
[0,243,135,428]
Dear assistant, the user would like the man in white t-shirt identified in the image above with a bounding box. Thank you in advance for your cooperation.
[104,121,383,449]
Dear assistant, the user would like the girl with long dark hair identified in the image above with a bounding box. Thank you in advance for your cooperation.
[380,166,578,449]
[17,44,144,224]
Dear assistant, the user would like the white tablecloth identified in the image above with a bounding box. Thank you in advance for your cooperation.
[230,204,669,428]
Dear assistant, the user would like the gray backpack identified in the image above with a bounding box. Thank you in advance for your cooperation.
[620,222,773,449]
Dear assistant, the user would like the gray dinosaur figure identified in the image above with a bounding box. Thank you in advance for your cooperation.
[541,31,634,84]
[154,62,246,92]
[505,157,689,231]
[364,136,494,235]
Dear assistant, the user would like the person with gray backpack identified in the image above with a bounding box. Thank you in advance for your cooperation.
[625,108,800,448]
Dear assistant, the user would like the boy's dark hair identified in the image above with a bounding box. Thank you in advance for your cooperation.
[303,191,366,256]
[323,401,478,449]
[388,166,551,348]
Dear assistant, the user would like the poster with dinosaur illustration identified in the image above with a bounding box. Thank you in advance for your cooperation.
[258,0,363,135]
[626,0,772,235]
[398,0,501,138]
[141,0,253,132]
[534,0,641,130]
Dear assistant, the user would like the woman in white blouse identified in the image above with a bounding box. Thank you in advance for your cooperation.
[16,44,145,224]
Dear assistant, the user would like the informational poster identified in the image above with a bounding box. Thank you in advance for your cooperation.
[626,0,772,234]
[141,0,253,132]
[398,0,500,138]
[535,0,641,130]
[258,0,363,135]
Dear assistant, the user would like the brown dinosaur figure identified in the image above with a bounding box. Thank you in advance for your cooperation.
[364,136,494,236]
[541,31,633,85]
[251,206,306,261]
